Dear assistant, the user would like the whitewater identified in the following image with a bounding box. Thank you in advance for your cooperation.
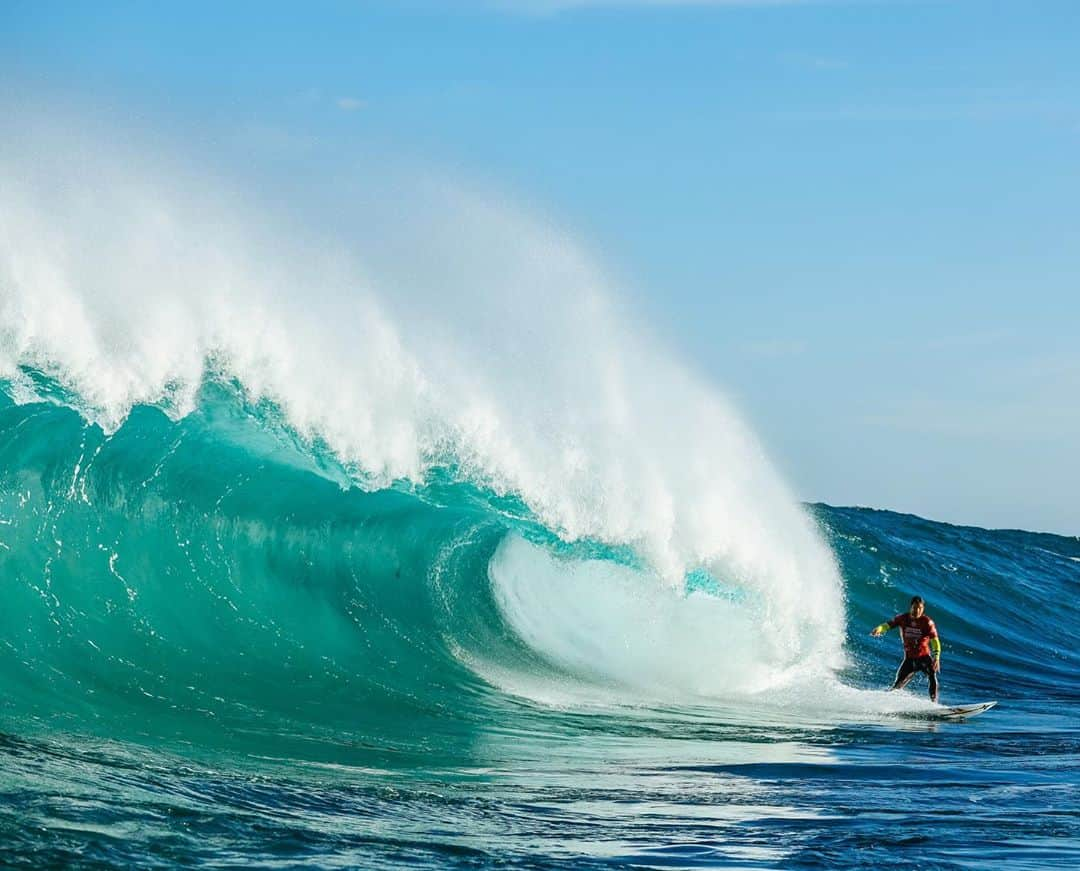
[1,119,1078,869]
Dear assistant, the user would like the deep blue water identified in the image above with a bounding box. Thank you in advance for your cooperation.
[1,376,1078,869]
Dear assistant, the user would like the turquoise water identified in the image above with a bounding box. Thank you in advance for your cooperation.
[0,372,1077,868]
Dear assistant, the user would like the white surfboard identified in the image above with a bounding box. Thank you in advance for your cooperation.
[904,701,997,720]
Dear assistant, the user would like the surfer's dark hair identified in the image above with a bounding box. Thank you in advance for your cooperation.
[910,596,925,606]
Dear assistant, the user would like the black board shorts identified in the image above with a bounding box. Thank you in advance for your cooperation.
[905,655,936,675]
[896,655,937,681]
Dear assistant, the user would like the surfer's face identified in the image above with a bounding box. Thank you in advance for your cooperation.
[909,602,925,618]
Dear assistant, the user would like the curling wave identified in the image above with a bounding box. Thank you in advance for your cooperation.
[0,113,849,752]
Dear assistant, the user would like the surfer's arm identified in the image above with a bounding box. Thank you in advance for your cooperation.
[927,618,941,668]
[870,621,892,637]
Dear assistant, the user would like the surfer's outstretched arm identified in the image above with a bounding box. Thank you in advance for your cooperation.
[870,621,892,637]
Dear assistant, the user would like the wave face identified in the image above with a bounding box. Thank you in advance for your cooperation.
[0,370,844,755]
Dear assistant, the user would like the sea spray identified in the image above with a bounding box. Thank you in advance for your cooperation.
[0,113,844,689]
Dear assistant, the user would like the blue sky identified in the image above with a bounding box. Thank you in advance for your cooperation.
[4,1,1079,534]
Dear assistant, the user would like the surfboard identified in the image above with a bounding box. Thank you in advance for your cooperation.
[903,701,997,720]
[939,701,996,719]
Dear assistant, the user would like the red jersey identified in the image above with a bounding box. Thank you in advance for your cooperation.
[888,613,938,658]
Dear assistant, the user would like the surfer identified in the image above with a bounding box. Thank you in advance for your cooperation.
[870,595,941,703]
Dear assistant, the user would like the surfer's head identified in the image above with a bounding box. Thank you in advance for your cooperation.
[909,596,925,618]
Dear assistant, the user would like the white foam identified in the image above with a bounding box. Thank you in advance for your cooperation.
[488,535,844,698]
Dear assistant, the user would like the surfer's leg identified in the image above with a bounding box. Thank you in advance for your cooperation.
[891,658,915,691]
[910,656,938,702]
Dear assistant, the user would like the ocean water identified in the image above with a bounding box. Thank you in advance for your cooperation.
[1,127,1078,868]
[0,374,1077,870]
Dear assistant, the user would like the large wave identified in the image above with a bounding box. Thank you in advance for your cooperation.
[0,112,849,750]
